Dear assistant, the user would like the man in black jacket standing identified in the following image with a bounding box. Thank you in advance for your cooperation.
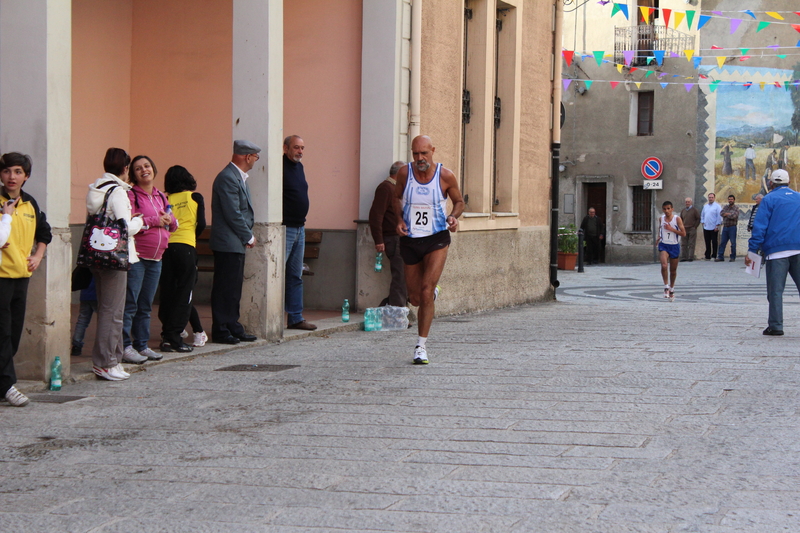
[580,208,605,265]
[283,135,317,331]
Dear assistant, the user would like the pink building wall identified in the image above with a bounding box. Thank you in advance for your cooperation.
[284,0,363,230]
[71,0,232,225]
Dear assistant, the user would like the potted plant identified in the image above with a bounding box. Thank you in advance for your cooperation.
[557,224,579,270]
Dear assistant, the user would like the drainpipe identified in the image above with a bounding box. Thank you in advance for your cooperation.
[409,0,422,144]
[550,0,564,294]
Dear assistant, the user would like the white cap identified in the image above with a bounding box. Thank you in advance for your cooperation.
[771,169,790,185]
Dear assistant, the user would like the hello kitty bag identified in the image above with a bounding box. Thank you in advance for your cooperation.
[76,184,131,271]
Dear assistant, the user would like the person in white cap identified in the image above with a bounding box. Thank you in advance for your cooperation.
[745,169,800,336]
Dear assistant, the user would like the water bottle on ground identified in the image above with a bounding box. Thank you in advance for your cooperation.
[342,299,350,322]
[374,252,383,272]
[49,356,62,391]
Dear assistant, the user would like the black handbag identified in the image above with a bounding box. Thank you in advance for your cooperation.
[76,185,130,271]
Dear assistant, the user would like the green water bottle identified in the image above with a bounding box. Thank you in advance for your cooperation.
[49,356,62,391]
[342,299,350,322]
[374,252,383,272]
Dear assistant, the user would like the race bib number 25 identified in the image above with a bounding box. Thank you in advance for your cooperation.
[411,204,433,236]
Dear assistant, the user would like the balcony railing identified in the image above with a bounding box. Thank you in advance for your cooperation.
[614,25,696,66]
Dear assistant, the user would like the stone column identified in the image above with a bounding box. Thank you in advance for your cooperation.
[0,0,72,381]
[233,0,284,341]
[356,0,407,311]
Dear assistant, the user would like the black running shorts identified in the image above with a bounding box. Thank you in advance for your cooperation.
[399,230,451,265]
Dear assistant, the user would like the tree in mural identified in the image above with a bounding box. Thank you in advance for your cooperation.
[792,63,800,145]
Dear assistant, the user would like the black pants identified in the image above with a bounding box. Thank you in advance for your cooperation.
[380,235,408,307]
[585,235,601,264]
[158,243,197,345]
[0,277,29,396]
[703,228,718,260]
[211,251,246,339]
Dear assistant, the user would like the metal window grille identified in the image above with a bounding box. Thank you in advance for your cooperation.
[632,186,651,231]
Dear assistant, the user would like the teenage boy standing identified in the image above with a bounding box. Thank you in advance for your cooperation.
[0,153,51,407]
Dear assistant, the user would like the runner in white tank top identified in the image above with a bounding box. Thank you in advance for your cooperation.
[657,201,686,301]
[393,135,465,365]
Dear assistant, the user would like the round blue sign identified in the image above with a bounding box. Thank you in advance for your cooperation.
[642,157,663,179]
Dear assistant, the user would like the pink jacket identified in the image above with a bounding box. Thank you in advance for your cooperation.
[127,185,178,261]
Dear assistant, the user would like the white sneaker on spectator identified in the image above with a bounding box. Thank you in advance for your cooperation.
[5,385,30,406]
[138,347,162,361]
[180,329,189,339]
[114,364,130,378]
[122,346,147,364]
[93,365,129,381]
[192,331,208,347]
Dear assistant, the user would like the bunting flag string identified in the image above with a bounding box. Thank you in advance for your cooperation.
[605,4,800,33]
[560,78,800,93]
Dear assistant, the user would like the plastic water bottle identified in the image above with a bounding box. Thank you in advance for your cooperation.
[374,252,383,272]
[342,299,350,322]
[49,356,62,391]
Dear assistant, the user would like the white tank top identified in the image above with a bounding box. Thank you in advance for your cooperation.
[660,215,681,245]
[401,163,448,238]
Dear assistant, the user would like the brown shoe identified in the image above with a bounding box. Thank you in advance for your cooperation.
[287,320,317,331]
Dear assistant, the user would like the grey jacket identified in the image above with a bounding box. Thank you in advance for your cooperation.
[209,162,254,254]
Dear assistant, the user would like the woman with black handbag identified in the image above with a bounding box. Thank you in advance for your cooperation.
[84,148,143,381]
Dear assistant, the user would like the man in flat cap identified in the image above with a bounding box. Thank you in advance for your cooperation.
[209,140,261,344]
[283,135,316,330]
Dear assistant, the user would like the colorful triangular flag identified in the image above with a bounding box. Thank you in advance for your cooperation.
[617,64,624,73]
[685,10,696,29]
[662,9,671,28]
[698,15,711,30]
[635,82,642,89]
[730,19,741,34]
[593,51,605,66]
[742,10,756,20]
[740,48,750,55]
[757,21,770,32]
[710,80,721,92]
[684,83,694,92]
[743,81,752,90]
[584,81,593,90]
[685,49,695,62]
[623,50,635,66]
[610,81,620,89]
[759,82,766,90]
[654,50,665,66]
[717,56,726,69]
[660,83,668,89]
[639,6,650,24]
[563,50,575,67]
[563,79,572,91]
[792,24,800,34]
[674,12,685,29]
[766,12,784,21]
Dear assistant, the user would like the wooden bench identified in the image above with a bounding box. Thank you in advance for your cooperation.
[196,227,321,275]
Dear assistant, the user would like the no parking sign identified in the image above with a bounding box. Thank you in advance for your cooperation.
[642,157,663,189]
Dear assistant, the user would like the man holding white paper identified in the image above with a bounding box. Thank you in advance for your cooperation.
[745,169,800,336]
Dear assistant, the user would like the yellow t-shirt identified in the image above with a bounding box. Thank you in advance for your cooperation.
[168,191,198,247]
[0,193,39,278]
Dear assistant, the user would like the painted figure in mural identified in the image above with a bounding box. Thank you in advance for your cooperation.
[744,144,756,181]
[395,135,464,365]
[580,207,605,265]
[745,169,800,336]
[720,144,733,175]
[700,193,722,261]
[778,142,789,170]
[764,149,777,178]
[716,195,739,262]
[679,197,701,262]
[657,201,686,302]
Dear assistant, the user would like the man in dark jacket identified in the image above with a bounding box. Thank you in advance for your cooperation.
[209,140,259,344]
[580,208,604,265]
[369,161,407,307]
[679,197,701,261]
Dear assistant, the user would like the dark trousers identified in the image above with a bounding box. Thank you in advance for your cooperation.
[211,251,246,339]
[159,243,197,344]
[681,228,697,261]
[585,235,601,264]
[703,228,718,260]
[380,235,408,307]
[0,277,29,396]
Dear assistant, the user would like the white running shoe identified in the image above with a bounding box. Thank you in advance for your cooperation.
[5,385,30,407]
[192,331,208,347]
[122,346,147,364]
[114,364,130,378]
[180,329,189,339]
[413,345,429,365]
[139,347,162,361]
[93,365,129,381]
[434,285,441,301]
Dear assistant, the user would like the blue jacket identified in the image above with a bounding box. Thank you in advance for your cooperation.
[748,185,800,256]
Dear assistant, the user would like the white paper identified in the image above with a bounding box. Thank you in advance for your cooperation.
[746,251,762,278]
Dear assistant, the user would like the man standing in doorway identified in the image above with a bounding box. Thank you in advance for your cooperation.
[679,197,700,262]
[700,193,721,261]
[369,161,408,307]
[395,135,464,365]
[209,140,260,345]
[283,135,316,331]
[745,169,800,336]
[717,194,739,262]
[579,207,604,265]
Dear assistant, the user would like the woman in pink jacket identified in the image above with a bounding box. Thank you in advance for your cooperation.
[121,155,177,364]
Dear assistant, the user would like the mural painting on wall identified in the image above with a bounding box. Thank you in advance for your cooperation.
[714,66,800,205]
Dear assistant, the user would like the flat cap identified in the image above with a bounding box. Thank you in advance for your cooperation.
[233,139,262,155]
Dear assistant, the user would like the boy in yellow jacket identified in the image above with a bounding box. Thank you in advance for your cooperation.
[0,152,52,407]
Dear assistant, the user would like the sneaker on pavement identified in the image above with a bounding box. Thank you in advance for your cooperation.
[114,364,130,378]
[763,327,784,336]
[139,347,162,361]
[193,331,208,347]
[70,345,82,356]
[180,329,189,339]
[122,346,147,364]
[5,385,30,407]
[413,345,429,365]
[93,365,128,381]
